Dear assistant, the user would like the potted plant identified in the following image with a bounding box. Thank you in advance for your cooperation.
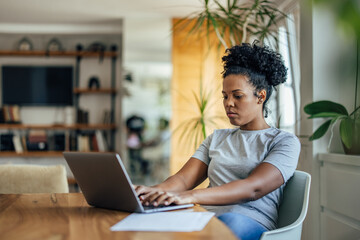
[304,100,360,155]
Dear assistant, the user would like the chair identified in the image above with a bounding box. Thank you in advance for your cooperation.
[260,170,311,240]
[0,164,69,193]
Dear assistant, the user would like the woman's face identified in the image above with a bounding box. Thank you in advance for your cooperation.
[222,74,265,130]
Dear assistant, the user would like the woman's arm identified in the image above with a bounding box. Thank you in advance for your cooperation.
[135,158,208,201]
[145,162,284,206]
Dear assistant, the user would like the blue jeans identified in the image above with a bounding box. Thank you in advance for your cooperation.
[218,213,267,240]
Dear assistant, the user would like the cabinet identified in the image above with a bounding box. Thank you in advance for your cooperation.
[0,50,118,157]
[318,153,360,240]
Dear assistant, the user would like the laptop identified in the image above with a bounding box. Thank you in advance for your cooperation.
[63,152,194,213]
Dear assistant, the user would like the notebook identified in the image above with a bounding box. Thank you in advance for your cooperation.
[63,152,194,213]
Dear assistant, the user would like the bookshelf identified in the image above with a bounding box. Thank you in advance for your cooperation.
[0,50,117,57]
[0,123,116,130]
[0,50,118,157]
[0,151,64,157]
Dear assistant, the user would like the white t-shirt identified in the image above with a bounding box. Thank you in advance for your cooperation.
[192,127,300,230]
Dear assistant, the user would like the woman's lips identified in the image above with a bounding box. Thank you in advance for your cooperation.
[227,112,237,118]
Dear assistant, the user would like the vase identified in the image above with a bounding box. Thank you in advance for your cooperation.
[341,119,360,155]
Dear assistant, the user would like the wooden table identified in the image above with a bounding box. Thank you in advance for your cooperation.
[0,193,237,240]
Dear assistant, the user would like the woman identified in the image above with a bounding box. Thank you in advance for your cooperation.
[135,42,300,240]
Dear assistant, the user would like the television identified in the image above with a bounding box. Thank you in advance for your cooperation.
[1,66,73,106]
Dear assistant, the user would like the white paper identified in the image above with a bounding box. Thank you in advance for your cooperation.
[110,212,215,232]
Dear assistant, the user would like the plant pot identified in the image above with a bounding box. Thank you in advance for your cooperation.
[340,119,360,155]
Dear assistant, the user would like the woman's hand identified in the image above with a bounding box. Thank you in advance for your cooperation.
[133,185,161,204]
[134,185,160,196]
[135,185,195,206]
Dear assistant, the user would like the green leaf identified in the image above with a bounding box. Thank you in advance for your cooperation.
[304,101,349,116]
[308,112,346,119]
[309,119,332,141]
[339,118,353,149]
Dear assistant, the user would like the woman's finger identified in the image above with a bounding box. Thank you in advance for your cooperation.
[146,191,166,205]
[152,192,173,206]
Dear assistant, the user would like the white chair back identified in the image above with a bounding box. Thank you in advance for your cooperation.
[260,170,311,240]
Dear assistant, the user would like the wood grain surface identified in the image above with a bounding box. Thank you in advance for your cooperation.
[0,193,237,240]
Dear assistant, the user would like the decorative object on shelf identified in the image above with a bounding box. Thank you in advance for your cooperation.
[87,42,106,52]
[64,107,75,126]
[87,42,106,63]
[124,70,133,83]
[46,38,64,52]
[76,44,84,51]
[110,44,117,52]
[17,37,33,51]
[103,110,112,125]
[27,130,48,151]
[88,76,100,89]
[76,108,89,124]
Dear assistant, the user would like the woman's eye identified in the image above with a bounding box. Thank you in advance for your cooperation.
[222,96,228,100]
[235,95,242,99]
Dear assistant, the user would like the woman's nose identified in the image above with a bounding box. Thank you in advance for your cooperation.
[224,97,234,107]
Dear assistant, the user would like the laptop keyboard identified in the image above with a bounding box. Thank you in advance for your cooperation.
[143,204,175,210]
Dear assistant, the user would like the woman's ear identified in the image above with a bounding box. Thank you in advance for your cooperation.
[257,89,267,104]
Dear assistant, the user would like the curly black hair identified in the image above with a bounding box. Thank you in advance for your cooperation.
[222,42,287,117]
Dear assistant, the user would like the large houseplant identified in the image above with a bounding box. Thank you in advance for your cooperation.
[173,0,288,150]
[174,0,287,49]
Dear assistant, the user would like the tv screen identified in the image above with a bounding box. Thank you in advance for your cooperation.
[1,66,73,106]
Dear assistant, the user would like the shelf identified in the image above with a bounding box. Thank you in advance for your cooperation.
[0,50,118,57]
[0,47,118,153]
[0,151,64,157]
[73,88,117,94]
[0,151,113,158]
[0,123,117,130]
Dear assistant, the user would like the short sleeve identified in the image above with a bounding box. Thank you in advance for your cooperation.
[263,133,301,183]
[191,133,214,165]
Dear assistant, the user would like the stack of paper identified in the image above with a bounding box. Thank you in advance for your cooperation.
[111,212,215,232]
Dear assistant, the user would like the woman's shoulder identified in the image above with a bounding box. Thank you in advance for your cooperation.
[270,128,300,147]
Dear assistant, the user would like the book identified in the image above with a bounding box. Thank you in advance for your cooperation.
[21,135,28,152]
[12,105,21,122]
[12,135,24,153]
[95,130,108,152]
[0,108,4,123]
[77,135,90,152]
[91,134,99,152]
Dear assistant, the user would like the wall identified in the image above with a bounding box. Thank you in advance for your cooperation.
[299,2,359,239]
